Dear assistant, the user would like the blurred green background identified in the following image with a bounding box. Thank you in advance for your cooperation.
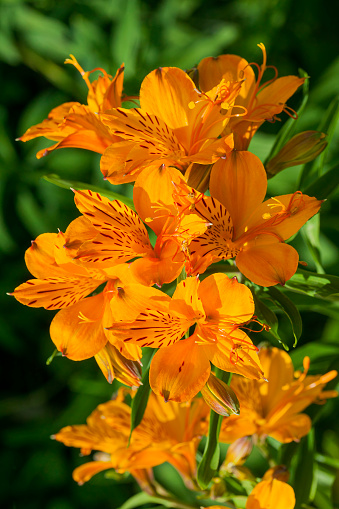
[1,0,339,508]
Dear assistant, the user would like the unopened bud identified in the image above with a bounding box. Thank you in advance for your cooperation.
[201,371,240,416]
[225,436,253,466]
[95,343,142,387]
[266,131,327,177]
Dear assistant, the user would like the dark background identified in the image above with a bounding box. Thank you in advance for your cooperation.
[1,0,339,508]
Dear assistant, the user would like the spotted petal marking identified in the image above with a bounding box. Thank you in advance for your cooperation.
[12,276,103,310]
[109,307,193,348]
[75,231,153,265]
[101,108,185,159]
[188,195,239,274]
[74,190,150,239]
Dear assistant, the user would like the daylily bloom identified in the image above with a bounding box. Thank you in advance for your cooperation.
[53,390,209,489]
[109,273,264,402]
[198,43,305,150]
[99,66,238,184]
[219,346,337,444]
[177,150,322,286]
[19,55,125,158]
[72,187,209,287]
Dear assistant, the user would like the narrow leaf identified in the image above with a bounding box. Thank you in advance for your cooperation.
[291,430,316,509]
[303,163,339,199]
[284,268,339,301]
[129,349,154,443]
[197,370,231,489]
[301,214,324,273]
[267,286,302,347]
[43,174,135,210]
[264,69,309,165]
[252,291,280,341]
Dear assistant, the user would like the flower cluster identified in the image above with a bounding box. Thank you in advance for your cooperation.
[13,44,336,508]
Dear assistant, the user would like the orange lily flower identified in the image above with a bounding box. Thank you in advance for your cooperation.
[109,273,264,402]
[99,66,237,184]
[19,55,125,158]
[198,43,305,150]
[219,346,337,444]
[179,151,322,286]
[53,390,209,489]
[71,187,209,287]
[10,227,163,385]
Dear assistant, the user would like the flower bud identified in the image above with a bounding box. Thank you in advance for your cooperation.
[95,343,142,387]
[225,436,253,466]
[201,371,240,416]
[266,131,327,177]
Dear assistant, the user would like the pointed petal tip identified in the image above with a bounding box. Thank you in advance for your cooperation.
[6,292,13,296]
[50,434,56,440]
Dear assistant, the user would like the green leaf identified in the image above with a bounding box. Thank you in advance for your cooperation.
[303,163,339,199]
[284,269,339,301]
[129,349,154,443]
[197,370,231,489]
[301,214,324,273]
[264,69,309,165]
[117,492,176,509]
[267,286,302,347]
[252,291,280,342]
[291,430,316,509]
[43,174,135,210]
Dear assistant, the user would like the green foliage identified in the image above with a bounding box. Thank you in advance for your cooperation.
[2,1,339,508]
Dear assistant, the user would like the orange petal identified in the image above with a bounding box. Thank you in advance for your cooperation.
[149,335,211,402]
[12,275,101,310]
[133,164,185,235]
[246,478,296,509]
[236,241,299,286]
[258,347,294,416]
[197,55,256,104]
[129,242,185,287]
[244,193,323,241]
[109,302,190,349]
[266,413,311,443]
[219,415,258,443]
[72,461,113,485]
[19,102,78,142]
[100,141,148,184]
[24,233,61,278]
[50,292,107,360]
[210,151,267,235]
[254,75,306,120]
[140,67,197,131]
[200,328,264,380]
[101,107,183,157]
[198,273,254,323]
